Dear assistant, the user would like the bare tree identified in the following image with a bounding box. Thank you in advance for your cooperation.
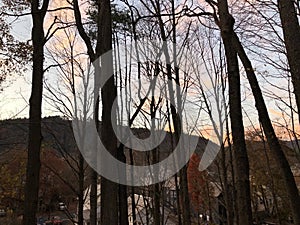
[44,24,92,225]
[214,0,253,224]
[277,0,300,122]
[23,1,50,225]
[203,0,300,223]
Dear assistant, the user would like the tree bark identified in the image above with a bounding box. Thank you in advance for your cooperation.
[278,0,300,122]
[217,0,253,224]
[23,1,49,225]
[97,0,119,224]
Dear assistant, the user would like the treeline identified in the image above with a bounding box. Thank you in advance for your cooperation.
[0,0,300,225]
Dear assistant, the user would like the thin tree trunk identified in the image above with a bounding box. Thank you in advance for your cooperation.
[153,0,191,222]
[153,169,161,225]
[278,0,300,122]
[174,174,182,225]
[217,0,253,224]
[220,143,234,225]
[90,80,100,225]
[260,132,282,225]
[116,31,129,225]
[90,170,98,225]
[220,45,236,224]
[23,1,49,225]
[166,102,182,225]
[78,154,85,225]
[118,145,129,225]
[232,30,300,225]
[129,148,137,225]
[171,2,186,223]
[72,4,98,223]
[149,62,161,225]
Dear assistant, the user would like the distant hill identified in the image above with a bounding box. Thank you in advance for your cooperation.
[1,116,299,167]
[0,116,77,155]
[0,117,213,167]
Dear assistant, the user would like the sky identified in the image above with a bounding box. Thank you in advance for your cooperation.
[0,0,81,120]
[0,0,299,141]
[0,13,32,119]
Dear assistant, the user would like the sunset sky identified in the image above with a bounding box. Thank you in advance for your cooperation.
[1,0,299,141]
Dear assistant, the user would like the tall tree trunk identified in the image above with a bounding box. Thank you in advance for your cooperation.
[278,0,300,122]
[222,72,236,225]
[23,1,49,225]
[217,0,253,224]
[74,0,119,223]
[90,91,100,225]
[150,94,161,225]
[232,31,300,225]
[97,0,118,224]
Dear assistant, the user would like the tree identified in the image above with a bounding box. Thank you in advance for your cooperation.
[130,1,193,223]
[187,154,211,218]
[0,149,26,213]
[43,119,88,225]
[189,23,235,225]
[215,0,253,224]
[0,2,32,91]
[97,0,118,222]
[232,31,300,225]
[206,0,300,223]
[277,0,300,122]
[23,0,50,224]
[246,132,290,224]
[73,0,118,224]
[44,24,91,225]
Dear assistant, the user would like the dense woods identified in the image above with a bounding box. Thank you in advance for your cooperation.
[0,0,300,225]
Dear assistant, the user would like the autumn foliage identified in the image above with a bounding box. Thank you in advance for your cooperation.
[187,153,208,214]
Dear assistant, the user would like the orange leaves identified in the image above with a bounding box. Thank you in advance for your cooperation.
[187,153,207,212]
